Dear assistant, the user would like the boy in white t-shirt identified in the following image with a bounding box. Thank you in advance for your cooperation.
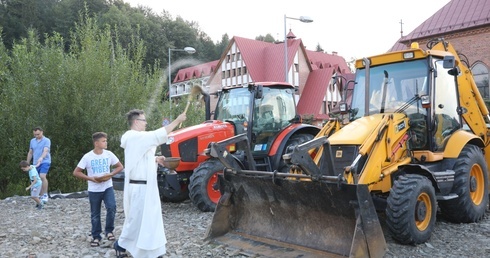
[20,160,43,209]
[73,132,124,247]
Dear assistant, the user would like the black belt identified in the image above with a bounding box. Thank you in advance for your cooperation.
[129,179,147,184]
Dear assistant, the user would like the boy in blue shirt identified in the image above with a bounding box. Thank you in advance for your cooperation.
[20,160,43,209]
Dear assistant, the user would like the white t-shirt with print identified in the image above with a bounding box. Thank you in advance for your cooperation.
[77,150,120,192]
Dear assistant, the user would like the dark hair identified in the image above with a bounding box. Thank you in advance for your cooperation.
[19,160,30,168]
[33,126,43,132]
[92,132,108,142]
[126,109,145,126]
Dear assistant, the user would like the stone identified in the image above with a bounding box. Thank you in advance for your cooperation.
[1,191,489,257]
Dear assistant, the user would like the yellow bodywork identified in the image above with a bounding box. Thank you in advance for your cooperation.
[329,113,412,191]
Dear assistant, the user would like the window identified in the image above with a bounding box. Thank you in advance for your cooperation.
[472,62,489,99]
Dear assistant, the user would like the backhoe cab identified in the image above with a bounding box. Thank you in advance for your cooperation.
[205,39,490,257]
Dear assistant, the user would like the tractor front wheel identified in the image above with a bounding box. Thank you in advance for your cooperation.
[279,133,315,172]
[189,159,225,212]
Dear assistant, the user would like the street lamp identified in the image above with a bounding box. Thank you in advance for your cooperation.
[168,46,196,120]
[284,15,313,82]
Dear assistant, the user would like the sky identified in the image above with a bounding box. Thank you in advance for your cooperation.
[125,0,451,61]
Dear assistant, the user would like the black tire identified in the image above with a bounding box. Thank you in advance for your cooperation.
[160,190,189,203]
[159,183,189,203]
[279,133,315,172]
[189,159,225,212]
[439,145,488,223]
[157,169,190,203]
[386,174,437,245]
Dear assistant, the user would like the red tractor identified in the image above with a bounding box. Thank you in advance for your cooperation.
[115,82,320,212]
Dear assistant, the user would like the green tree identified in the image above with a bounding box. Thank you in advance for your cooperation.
[0,1,226,198]
[255,33,276,43]
[315,43,324,52]
[0,12,160,198]
[0,0,226,70]
[215,33,230,56]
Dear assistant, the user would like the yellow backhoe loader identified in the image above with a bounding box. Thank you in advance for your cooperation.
[204,38,490,257]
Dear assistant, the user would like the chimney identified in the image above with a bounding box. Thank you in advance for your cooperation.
[332,51,338,56]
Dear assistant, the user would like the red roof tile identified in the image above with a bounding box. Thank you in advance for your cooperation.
[297,69,355,120]
[174,60,219,83]
[391,0,490,51]
[233,36,303,81]
[297,67,335,119]
[305,50,351,73]
[286,29,296,39]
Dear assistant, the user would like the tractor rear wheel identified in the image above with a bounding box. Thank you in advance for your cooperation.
[439,144,488,222]
[386,174,436,244]
[189,158,225,212]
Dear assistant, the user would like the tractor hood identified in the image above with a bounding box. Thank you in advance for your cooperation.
[166,120,235,145]
[161,120,236,171]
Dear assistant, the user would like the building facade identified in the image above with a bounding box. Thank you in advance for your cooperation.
[169,60,218,100]
[171,33,352,126]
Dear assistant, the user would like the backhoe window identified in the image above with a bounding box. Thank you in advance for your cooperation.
[432,59,461,151]
[351,59,429,119]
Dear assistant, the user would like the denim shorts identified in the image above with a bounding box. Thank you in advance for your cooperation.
[37,163,51,174]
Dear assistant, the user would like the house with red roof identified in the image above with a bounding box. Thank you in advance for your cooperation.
[170,31,353,126]
[390,0,490,98]
[170,60,219,99]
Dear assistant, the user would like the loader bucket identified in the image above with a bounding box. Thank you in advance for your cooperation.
[205,173,386,258]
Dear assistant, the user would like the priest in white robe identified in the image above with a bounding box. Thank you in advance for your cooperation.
[115,109,186,258]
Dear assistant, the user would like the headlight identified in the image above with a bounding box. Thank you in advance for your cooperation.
[403,52,414,59]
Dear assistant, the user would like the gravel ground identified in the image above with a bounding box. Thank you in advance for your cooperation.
[1,190,489,257]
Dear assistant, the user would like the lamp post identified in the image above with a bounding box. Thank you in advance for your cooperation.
[168,46,196,120]
[284,15,313,83]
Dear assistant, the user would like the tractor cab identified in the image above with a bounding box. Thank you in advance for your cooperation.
[213,83,298,154]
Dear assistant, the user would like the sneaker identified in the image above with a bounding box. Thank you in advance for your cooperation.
[41,194,48,203]
[37,203,44,210]
[35,203,40,208]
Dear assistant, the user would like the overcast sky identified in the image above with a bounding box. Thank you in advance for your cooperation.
[125,0,451,60]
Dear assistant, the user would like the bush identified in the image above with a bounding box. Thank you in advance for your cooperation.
[0,14,161,198]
